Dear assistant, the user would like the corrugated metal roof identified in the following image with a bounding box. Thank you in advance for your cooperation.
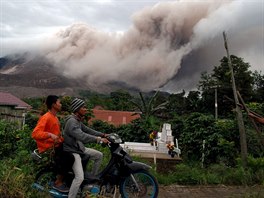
[0,92,31,109]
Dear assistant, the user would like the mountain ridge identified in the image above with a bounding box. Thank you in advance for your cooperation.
[0,53,142,98]
[0,54,89,98]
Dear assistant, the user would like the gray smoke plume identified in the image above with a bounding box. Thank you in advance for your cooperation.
[43,0,262,92]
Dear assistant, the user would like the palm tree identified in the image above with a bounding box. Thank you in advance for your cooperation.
[130,91,168,138]
[131,91,168,119]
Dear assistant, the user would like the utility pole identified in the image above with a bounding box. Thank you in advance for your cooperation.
[223,32,247,168]
[209,85,218,120]
[215,86,217,120]
[212,86,218,120]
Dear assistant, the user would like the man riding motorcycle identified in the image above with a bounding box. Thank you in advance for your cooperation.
[63,98,109,198]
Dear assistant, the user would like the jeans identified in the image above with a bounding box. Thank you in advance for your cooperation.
[68,148,103,198]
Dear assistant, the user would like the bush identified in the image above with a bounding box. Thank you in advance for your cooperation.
[0,157,37,198]
[156,163,205,185]
[0,120,39,197]
[1,116,264,197]
[173,164,205,185]
[246,156,264,184]
[25,113,39,130]
[90,120,116,134]
[222,167,251,185]
[0,120,20,159]
[156,161,264,186]
[180,113,241,166]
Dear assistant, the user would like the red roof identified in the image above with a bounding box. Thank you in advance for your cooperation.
[0,92,31,109]
[89,109,141,126]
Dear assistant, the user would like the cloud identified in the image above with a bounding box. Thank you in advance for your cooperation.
[1,0,263,93]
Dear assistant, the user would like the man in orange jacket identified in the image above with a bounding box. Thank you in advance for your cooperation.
[32,95,63,152]
[32,95,71,192]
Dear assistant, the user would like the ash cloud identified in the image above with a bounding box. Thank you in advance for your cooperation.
[42,0,262,93]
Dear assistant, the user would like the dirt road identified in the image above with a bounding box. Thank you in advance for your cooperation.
[158,185,264,198]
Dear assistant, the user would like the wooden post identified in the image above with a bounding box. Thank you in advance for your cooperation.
[210,85,218,119]
[223,32,248,168]
[215,86,218,120]
[153,153,157,171]
[201,140,205,168]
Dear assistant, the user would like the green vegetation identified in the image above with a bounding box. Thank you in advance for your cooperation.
[1,54,263,197]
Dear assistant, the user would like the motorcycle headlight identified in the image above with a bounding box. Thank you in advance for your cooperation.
[109,133,122,143]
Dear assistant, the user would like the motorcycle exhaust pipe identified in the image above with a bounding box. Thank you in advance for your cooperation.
[32,183,68,198]
[32,183,45,191]
[49,189,68,198]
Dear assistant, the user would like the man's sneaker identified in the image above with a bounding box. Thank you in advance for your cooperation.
[52,183,69,193]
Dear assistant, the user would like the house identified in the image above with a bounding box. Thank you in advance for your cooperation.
[0,92,31,128]
[89,106,141,126]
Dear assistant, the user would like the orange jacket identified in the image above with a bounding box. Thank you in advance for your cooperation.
[32,111,64,153]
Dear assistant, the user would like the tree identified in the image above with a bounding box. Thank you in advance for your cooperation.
[60,96,72,113]
[110,90,133,111]
[131,91,168,120]
[198,55,254,117]
[166,90,187,117]
[129,91,168,138]
[117,118,155,143]
[213,55,253,100]
[252,71,264,101]
[23,97,45,110]
[180,113,239,165]
[186,91,201,113]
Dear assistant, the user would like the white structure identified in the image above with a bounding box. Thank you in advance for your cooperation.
[160,123,173,142]
[156,123,181,156]
[122,123,181,158]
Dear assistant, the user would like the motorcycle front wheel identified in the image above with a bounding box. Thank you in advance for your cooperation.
[120,170,159,198]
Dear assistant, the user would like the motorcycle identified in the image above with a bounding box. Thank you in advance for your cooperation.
[32,133,159,198]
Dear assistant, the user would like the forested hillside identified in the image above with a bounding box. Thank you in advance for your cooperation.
[0,55,263,197]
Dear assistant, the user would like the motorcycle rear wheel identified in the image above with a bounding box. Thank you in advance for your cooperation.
[35,168,56,191]
[34,168,70,198]
[120,170,159,198]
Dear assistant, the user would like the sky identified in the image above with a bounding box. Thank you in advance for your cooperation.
[0,0,263,93]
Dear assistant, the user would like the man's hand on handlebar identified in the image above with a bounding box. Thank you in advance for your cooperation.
[101,137,110,144]
[102,133,110,138]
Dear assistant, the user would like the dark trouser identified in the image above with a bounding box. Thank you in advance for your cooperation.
[54,145,75,175]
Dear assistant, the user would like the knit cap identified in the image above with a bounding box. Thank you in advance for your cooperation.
[71,98,85,113]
